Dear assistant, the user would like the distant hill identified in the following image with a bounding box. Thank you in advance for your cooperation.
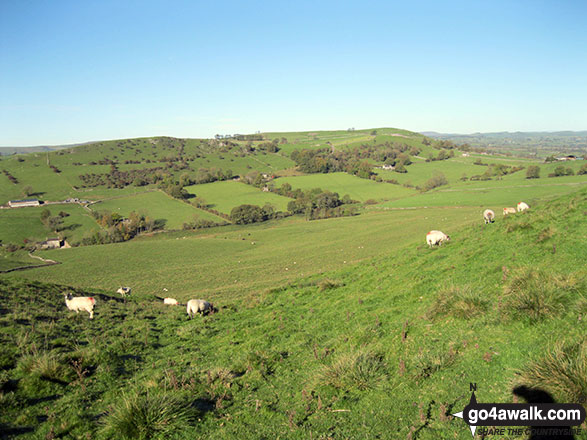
[421,130,587,158]
[0,141,98,156]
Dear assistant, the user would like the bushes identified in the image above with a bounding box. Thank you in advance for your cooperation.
[422,173,448,191]
[230,204,267,224]
[526,165,540,179]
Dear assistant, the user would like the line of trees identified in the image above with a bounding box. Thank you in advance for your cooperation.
[81,211,160,245]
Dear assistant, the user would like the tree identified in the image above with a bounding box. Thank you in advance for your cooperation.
[423,173,448,191]
[550,165,566,177]
[394,163,407,173]
[40,209,51,223]
[230,204,265,224]
[526,165,540,179]
[578,163,587,175]
[22,185,34,197]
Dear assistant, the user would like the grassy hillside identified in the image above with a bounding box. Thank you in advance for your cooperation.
[0,204,100,246]
[184,181,292,215]
[275,172,415,202]
[5,207,481,300]
[92,191,225,229]
[0,188,585,439]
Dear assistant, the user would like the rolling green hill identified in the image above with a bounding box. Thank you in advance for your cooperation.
[0,188,585,439]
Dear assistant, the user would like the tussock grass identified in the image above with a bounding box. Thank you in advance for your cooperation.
[506,220,532,233]
[18,350,65,382]
[537,225,556,242]
[427,285,489,319]
[501,268,581,322]
[101,391,197,439]
[317,279,343,292]
[514,341,587,405]
[410,345,458,381]
[318,347,387,391]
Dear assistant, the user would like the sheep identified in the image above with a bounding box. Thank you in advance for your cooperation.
[186,299,213,318]
[117,286,131,297]
[483,209,495,224]
[517,202,529,212]
[163,297,178,305]
[426,230,450,247]
[503,207,516,216]
[64,293,95,319]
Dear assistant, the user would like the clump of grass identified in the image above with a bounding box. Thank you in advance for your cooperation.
[514,341,587,404]
[501,268,579,322]
[101,391,196,439]
[537,226,556,242]
[506,221,532,233]
[319,348,386,391]
[411,345,458,380]
[427,285,489,320]
[18,350,65,382]
[318,279,343,292]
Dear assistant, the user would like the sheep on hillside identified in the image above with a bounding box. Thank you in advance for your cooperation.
[163,297,178,305]
[483,209,495,224]
[517,202,529,212]
[503,207,516,216]
[117,287,131,298]
[187,299,213,318]
[426,230,450,247]
[64,293,95,319]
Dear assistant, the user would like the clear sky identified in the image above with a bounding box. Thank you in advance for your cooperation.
[1,0,586,146]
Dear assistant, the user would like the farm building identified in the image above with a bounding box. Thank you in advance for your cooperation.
[556,155,578,161]
[380,164,395,170]
[8,199,40,208]
[39,238,64,249]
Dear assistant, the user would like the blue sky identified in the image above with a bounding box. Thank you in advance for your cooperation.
[1,0,586,145]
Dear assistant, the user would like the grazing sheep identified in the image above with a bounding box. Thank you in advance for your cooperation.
[163,297,178,306]
[517,202,529,212]
[426,230,450,247]
[186,299,213,318]
[117,286,131,297]
[64,293,95,319]
[503,207,516,216]
[483,209,495,224]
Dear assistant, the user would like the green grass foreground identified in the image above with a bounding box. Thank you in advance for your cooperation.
[0,189,585,439]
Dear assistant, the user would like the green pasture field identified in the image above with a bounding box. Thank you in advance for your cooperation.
[275,172,415,201]
[0,203,101,245]
[91,190,225,229]
[184,180,292,214]
[0,189,585,439]
[382,179,587,208]
[375,158,492,186]
[5,206,482,300]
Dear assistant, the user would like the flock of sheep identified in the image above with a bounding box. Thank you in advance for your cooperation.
[426,201,529,247]
[64,201,531,319]
[64,286,214,320]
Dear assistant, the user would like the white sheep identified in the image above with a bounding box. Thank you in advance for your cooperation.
[426,230,450,247]
[483,209,495,224]
[186,299,213,318]
[517,202,529,212]
[64,293,95,319]
[503,207,516,216]
[117,286,131,297]
[163,297,178,306]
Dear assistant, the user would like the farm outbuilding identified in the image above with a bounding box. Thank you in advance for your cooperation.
[39,238,66,249]
[8,199,40,208]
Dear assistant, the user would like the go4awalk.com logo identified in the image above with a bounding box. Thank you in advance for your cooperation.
[451,384,586,438]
